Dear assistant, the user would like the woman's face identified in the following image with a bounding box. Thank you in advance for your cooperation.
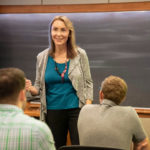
[51,20,70,47]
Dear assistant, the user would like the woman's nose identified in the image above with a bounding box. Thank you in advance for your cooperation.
[56,30,61,36]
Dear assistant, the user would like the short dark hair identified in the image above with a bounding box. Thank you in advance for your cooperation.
[101,75,128,105]
[0,68,25,103]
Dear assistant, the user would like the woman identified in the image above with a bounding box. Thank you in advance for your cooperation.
[26,16,93,149]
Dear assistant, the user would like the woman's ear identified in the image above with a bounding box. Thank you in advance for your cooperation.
[99,91,104,104]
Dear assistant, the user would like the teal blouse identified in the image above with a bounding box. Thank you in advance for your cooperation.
[45,56,79,110]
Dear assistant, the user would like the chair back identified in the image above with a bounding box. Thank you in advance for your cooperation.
[58,145,123,150]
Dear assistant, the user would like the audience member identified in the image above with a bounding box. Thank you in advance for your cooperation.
[78,75,150,150]
[0,68,55,150]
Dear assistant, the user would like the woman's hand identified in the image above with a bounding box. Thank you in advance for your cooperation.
[86,99,92,104]
[25,79,32,91]
[25,79,38,95]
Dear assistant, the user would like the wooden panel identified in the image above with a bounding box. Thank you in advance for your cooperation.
[24,102,150,118]
[140,118,150,139]
[1,2,150,13]
[24,102,40,117]
[110,0,150,3]
[0,0,41,5]
[135,108,150,118]
[43,0,108,5]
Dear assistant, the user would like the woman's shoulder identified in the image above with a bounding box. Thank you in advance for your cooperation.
[77,47,86,54]
[76,47,87,59]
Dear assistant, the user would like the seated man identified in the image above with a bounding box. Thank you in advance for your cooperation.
[0,68,56,150]
[78,75,150,150]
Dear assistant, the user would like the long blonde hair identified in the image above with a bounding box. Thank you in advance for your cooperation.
[49,16,77,59]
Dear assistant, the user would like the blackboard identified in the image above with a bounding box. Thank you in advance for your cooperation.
[0,11,150,107]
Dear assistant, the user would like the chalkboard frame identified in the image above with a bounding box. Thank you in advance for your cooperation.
[0,2,150,108]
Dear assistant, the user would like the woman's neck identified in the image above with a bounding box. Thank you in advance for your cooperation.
[55,45,67,58]
[54,45,68,63]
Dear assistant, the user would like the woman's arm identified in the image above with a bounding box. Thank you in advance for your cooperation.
[80,49,93,103]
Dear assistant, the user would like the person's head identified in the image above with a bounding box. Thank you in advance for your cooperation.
[49,16,77,58]
[100,75,128,105]
[0,68,26,108]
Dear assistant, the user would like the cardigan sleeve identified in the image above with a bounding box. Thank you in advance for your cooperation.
[80,48,93,101]
[34,54,41,94]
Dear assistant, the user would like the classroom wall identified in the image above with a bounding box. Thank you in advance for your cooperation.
[0,0,150,5]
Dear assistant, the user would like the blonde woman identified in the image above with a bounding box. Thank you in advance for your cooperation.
[26,16,93,149]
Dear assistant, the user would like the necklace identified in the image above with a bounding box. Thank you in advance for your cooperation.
[55,61,67,83]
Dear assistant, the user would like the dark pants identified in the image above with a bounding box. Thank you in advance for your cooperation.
[46,108,80,149]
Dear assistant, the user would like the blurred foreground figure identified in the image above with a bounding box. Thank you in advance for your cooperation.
[0,67,55,150]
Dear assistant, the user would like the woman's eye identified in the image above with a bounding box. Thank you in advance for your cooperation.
[53,28,58,31]
[61,28,66,32]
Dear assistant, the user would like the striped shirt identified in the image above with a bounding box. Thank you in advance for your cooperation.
[0,104,56,150]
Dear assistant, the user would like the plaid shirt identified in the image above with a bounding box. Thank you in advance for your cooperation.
[0,104,56,150]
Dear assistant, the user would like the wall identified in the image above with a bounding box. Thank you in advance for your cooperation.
[0,0,150,5]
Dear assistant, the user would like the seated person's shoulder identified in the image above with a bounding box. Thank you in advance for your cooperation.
[81,104,99,113]
[82,104,99,109]
[115,106,140,120]
[115,105,136,113]
[18,113,51,133]
[23,114,54,141]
